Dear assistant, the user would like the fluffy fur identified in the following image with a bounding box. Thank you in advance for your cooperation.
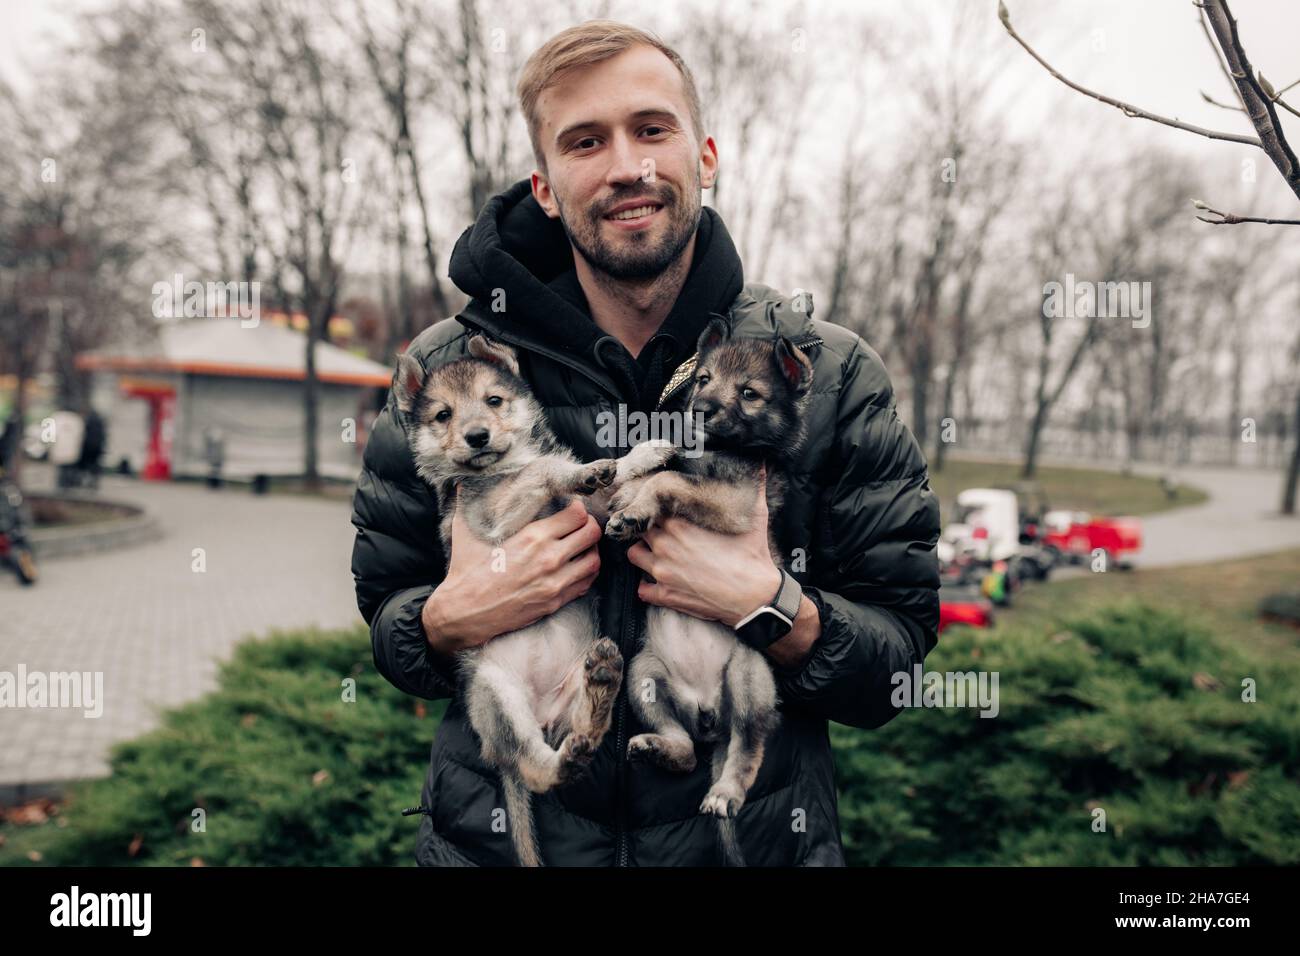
[393,333,673,865]
[604,318,815,866]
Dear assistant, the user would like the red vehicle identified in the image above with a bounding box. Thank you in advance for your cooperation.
[1041,510,1142,569]
[938,586,995,633]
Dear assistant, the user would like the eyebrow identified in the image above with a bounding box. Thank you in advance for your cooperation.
[553,107,682,147]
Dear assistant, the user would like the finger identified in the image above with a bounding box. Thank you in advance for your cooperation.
[638,579,666,606]
[627,540,655,575]
[531,497,590,539]
[558,513,602,561]
[559,545,601,588]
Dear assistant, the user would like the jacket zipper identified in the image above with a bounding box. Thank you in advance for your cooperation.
[613,562,638,867]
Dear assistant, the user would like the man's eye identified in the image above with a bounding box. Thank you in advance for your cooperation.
[574,137,598,150]
[434,409,452,423]
[642,125,667,137]
[486,395,503,407]
[742,387,760,401]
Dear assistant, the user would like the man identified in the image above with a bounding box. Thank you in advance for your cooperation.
[351,20,940,866]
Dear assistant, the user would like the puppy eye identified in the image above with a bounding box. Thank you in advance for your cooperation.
[434,409,452,423]
[742,387,760,401]
[485,395,503,407]
[696,373,710,385]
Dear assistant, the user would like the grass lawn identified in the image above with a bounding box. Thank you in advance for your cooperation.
[927,457,1207,519]
[1002,548,1300,664]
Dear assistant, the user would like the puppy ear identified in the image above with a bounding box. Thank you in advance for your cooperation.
[392,352,427,416]
[468,333,521,377]
[774,337,814,395]
[695,316,731,356]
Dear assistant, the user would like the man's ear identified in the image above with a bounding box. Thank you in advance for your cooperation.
[393,352,425,415]
[774,336,814,396]
[695,316,731,356]
[531,171,560,219]
[698,135,719,191]
[468,333,522,377]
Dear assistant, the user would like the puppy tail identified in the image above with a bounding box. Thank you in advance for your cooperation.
[502,772,543,867]
[716,818,746,867]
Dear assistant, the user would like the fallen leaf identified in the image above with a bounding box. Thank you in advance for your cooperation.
[26,850,42,862]
[1192,672,1222,692]
[414,702,427,719]
[312,769,331,787]
[190,857,205,867]
[240,713,257,728]
[128,833,144,857]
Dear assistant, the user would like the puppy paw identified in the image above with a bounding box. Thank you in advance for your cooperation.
[584,637,623,685]
[557,733,595,784]
[627,733,696,773]
[604,508,651,541]
[700,782,746,819]
[577,459,618,493]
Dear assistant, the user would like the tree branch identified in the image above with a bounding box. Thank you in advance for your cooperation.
[1201,0,1300,200]
[1191,199,1300,226]
[998,1,1261,147]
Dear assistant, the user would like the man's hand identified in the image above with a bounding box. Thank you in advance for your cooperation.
[626,473,821,671]
[625,474,781,627]
[422,492,602,657]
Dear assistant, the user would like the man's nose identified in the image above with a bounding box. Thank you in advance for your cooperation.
[464,428,490,448]
[604,130,645,187]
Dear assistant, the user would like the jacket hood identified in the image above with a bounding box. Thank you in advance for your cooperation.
[447,179,747,408]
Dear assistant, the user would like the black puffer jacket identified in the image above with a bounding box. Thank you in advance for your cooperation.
[350,180,941,866]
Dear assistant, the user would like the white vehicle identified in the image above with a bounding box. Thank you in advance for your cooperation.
[940,488,1022,564]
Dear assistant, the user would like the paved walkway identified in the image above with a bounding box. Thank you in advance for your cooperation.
[0,472,363,793]
[1131,465,1300,568]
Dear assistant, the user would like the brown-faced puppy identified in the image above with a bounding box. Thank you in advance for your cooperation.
[393,333,674,866]
[604,318,815,865]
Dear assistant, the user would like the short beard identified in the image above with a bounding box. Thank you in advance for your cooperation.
[557,177,701,281]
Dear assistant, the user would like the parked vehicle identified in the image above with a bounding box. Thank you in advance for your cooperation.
[1041,510,1142,570]
[0,468,38,585]
[938,488,1055,605]
[939,584,995,632]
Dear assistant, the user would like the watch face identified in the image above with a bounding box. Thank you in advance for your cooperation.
[738,608,793,650]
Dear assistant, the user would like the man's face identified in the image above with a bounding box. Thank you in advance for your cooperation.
[530,44,718,281]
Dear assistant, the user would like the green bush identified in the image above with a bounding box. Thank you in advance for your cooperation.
[4,604,1296,866]
[832,603,1300,866]
[0,626,441,866]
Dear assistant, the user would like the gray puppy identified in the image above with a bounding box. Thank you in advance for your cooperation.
[393,333,673,866]
[604,318,815,865]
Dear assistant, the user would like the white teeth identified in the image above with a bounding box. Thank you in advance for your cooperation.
[608,204,658,220]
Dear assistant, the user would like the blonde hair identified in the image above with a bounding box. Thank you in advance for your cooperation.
[517,19,705,171]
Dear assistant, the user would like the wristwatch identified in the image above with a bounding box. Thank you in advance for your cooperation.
[734,569,803,650]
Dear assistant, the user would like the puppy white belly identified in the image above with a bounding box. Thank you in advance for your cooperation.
[645,605,735,701]
[477,597,599,718]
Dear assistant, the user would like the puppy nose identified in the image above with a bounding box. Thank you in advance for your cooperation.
[698,707,717,733]
[464,428,490,448]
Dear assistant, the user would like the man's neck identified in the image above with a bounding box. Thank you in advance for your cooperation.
[573,234,696,359]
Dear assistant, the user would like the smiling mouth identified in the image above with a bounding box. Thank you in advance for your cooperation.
[604,203,663,224]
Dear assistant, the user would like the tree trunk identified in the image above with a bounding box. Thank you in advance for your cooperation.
[1283,385,1300,515]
